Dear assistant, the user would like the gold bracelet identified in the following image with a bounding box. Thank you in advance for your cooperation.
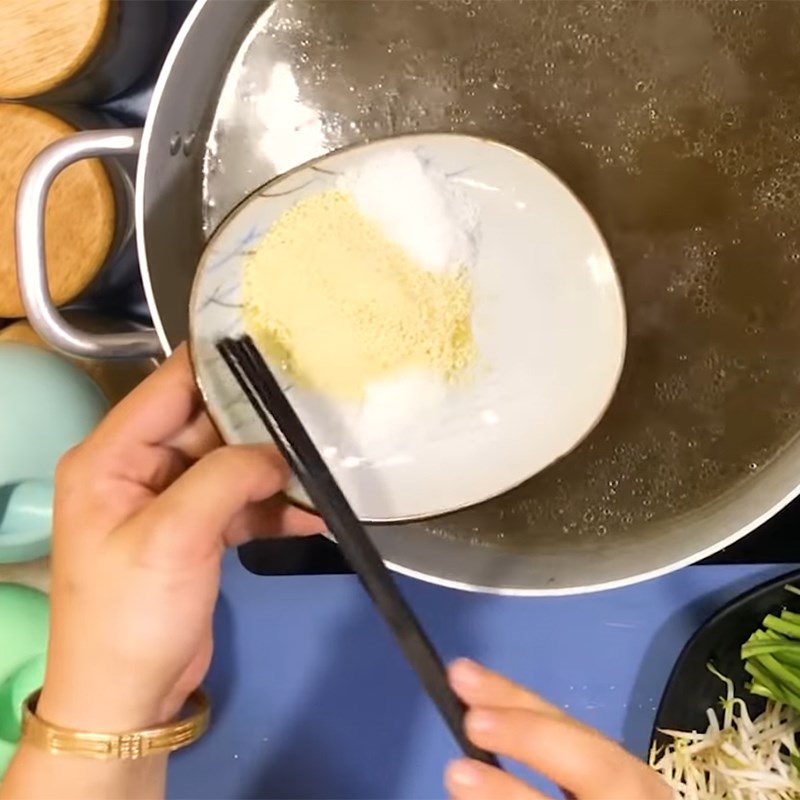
[21,689,210,760]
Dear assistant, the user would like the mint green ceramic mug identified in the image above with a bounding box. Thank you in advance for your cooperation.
[0,583,49,779]
[0,343,108,563]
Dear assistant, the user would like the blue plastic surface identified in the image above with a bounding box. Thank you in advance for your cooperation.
[168,556,797,799]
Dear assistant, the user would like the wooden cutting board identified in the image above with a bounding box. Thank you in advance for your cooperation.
[0,104,115,318]
[0,0,111,99]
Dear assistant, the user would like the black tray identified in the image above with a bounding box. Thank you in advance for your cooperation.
[651,567,800,746]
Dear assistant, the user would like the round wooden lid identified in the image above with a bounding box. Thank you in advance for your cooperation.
[0,0,111,99]
[0,104,115,318]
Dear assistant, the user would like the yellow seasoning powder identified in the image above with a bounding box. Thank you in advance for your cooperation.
[243,189,475,399]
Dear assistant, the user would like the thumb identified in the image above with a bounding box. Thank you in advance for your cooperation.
[128,444,291,563]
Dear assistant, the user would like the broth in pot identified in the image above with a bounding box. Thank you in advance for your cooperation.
[203,0,800,555]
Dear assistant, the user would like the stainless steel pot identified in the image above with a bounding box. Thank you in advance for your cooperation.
[16,0,800,594]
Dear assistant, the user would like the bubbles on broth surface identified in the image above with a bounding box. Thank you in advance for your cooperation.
[204,0,800,549]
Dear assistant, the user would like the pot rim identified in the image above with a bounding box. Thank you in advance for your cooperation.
[135,0,210,362]
[131,0,800,595]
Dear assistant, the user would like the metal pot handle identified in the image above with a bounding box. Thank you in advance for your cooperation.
[15,128,162,360]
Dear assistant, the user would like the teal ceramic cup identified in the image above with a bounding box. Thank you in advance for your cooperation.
[0,653,46,742]
[0,343,108,562]
[0,582,49,779]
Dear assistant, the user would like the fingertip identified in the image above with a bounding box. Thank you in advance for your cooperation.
[233,444,292,495]
[276,503,324,536]
[449,658,486,692]
[161,341,194,382]
[293,518,326,536]
[268,446,293,481]
[169,341,189,358]
[446,758,528,800]
[444,759,482,791]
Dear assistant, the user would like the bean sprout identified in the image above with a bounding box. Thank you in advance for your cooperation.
[649,668,800,799]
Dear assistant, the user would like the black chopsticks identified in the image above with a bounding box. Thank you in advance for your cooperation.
[217,335,501,768]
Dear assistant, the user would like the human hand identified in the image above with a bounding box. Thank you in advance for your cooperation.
[445,660,670,800]
[37,345,321,733]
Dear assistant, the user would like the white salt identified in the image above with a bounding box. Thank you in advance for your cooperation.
[338,149,478,276]
[356,369,447,450]
[334,148,479,449]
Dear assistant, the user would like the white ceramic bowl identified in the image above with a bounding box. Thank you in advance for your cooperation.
[190,133,626,522]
